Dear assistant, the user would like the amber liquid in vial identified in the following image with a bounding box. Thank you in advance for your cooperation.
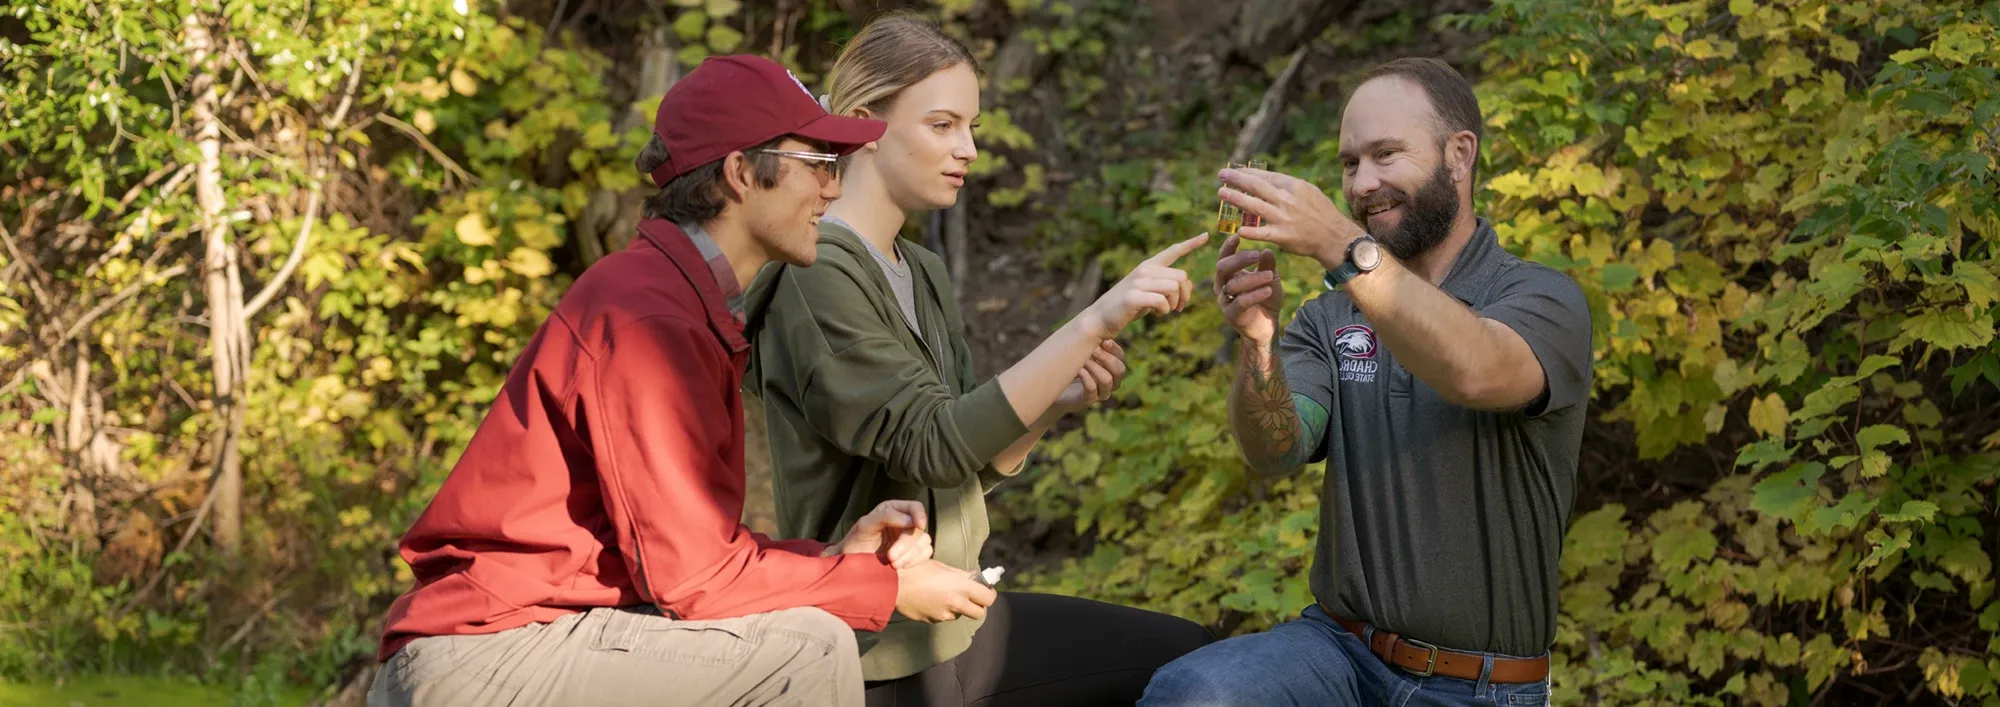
[1241,160,1268,229]
[1215,194,1242,237]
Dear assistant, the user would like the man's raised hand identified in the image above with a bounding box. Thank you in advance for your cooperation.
[1083,232,1210,339]
[1215,235,1284,347]
[1219,167,1365,269]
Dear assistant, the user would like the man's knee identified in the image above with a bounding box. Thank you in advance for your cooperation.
[1141,650,1251,706]
[763,606,858,656]
[1139,623,1358,707]
[748,607,862,707]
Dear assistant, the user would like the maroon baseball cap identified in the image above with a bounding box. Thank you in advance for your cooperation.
[649,55,886,188]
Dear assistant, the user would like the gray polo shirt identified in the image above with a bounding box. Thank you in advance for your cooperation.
[1282,217,1593,657]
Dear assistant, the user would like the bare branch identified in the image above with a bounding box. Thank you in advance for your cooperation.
[228,42,274,103]
[115,483,216,618]
[240,185,320,319]
[115,165,176,212]
[323,48,366,131]
[240,53,363,321]
[376,113,479,186]
[163,72,183,134]
[0,368,24,400]
[0,221,51,309]
[214,589,287,659]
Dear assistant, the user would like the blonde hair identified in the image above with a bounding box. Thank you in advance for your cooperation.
[825,13,978,117]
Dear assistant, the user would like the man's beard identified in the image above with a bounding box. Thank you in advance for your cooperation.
[1351,160,1457,261]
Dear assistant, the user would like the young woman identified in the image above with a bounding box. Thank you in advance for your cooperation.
[742,14,1216,707]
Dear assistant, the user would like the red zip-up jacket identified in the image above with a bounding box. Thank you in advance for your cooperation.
[377,220,897,661]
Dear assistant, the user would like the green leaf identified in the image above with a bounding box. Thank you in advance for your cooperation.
[1910,570,1955,591]
[1936,535,1984,587]
[1795,382,1859,422]
[1933,26,1987,65]
[1855,424,1910,453]
[1859,527,1913,569]
[30,407,64,425]
[1946,262,2000,309]
[1562,505,1629,576]
[706,0,743,17]
[1889,48,1932,64]
[1734,439,1794,471]
[672,10,709,41]
[1601,262,1642,291]
[1807,492,1876,533]
[1752,462,1825,520]
[1651,526,1718,573]
[1854,355,1902,379]
[1860,451,1893,478]
[1938,537,1993,585]
[706,25,744,53]
[1880,500,1939,523]
[1899,306,1995,351]
[1487,170,1536,198]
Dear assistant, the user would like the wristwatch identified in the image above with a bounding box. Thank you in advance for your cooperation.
[1323,236,1384,290]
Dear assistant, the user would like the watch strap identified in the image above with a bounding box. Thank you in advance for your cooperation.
[1324,261,1362,290]
[1323,236,1377,290]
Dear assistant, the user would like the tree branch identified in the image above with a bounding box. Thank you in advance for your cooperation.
[241,54,362,320]
[240,185,319,320]
[0,221,51,309]
[114,483,216,618]
[376,114,478,186]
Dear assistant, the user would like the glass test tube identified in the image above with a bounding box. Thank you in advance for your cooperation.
[1216,160,1270,235]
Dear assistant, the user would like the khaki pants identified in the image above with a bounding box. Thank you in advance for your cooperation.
[368,605,862,707]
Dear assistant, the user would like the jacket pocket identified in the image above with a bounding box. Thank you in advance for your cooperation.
[590,606,760,668]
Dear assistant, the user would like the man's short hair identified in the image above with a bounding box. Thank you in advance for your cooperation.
[634,135,788,224]
[1357,57,1484,183]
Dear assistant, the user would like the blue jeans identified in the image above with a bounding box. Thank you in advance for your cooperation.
[1138,605,1552,706]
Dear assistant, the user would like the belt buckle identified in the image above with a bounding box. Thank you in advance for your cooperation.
[1402,637,1440,677]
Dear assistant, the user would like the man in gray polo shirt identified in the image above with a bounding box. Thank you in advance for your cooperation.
[1141,57,1593,706]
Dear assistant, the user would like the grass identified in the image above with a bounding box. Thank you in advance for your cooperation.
[0,675,315,707]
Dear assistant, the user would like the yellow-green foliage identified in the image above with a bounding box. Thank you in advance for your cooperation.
[0,0,646,687]
[997,0,2000,704]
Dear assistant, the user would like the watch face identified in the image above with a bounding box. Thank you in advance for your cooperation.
[1354,240,1383,271]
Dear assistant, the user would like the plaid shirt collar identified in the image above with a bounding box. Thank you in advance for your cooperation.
[678,221,744,324]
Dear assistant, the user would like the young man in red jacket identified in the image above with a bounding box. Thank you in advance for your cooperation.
[367,55,997,707]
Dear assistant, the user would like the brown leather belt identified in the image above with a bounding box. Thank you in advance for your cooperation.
[1326,610,1548,684]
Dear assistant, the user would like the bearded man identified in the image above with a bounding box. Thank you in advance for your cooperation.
[1140,57,1595,706]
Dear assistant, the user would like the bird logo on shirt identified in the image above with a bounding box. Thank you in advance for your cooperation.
[1333,325,1377,359]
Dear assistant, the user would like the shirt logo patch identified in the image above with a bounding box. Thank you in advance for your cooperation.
[1333,324,1379,383]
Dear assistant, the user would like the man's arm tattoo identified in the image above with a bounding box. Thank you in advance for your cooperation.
[1232,337,1326,474]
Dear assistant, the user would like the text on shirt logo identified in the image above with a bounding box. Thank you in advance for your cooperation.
[1333,324,1379,384]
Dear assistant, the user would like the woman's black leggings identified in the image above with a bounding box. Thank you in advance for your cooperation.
[863,592,1216,707]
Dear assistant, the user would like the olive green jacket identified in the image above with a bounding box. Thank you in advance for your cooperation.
[742,221,1026,680]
